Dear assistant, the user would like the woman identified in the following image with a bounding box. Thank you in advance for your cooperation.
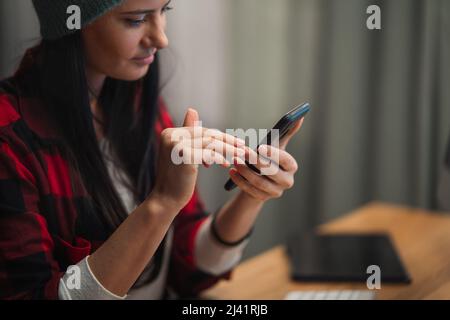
[0,0,302,299]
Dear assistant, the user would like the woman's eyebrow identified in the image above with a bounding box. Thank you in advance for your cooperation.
[121,0,172,15]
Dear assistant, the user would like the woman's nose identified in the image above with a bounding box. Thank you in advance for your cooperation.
[143,17,169,50]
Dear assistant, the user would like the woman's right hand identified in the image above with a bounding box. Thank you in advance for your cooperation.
[147,108,247,215]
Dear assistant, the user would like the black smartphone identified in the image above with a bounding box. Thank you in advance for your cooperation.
[224,102,311,191]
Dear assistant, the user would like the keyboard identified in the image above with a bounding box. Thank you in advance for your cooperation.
[285,290,376,300]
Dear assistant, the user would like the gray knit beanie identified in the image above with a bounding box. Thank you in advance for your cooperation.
[32,0,123,40]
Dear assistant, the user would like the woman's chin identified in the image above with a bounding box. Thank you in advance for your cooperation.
[113,67,149,81]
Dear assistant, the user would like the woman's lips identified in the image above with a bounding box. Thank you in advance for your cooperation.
[132,54,155,66]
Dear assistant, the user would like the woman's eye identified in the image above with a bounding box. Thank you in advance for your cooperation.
[125,18,146,27]
[124,5,173,26]
[162,6,173,14]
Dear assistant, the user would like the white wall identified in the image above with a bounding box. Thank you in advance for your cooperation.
[160,0,233,212]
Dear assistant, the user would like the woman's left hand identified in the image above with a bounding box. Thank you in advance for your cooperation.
[229,119,304,202]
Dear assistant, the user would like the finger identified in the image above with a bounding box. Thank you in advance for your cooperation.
[188,136,246,157]
[243,146,266,168]
[184,137,246,164]
[258,145,298,173]
[229,168,272,201]
[173,127,246,148]
[182,108,200,127]
[202,149,231,168]
[264,169,294,189]
[203,128,247,148]
[242,156,293,188]
[280,118,304,149]
[174,146,200,168]
[173,138,244,167]
[201,137,246,162]
[240,148,295,187]
[233,159,283,198]
[239,148,278,175]
[243,145,280,171]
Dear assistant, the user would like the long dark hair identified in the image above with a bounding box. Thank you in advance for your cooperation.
[37,31,160,232]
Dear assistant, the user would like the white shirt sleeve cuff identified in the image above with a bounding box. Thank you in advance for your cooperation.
[194,216,249,276]
[58,256,127,300]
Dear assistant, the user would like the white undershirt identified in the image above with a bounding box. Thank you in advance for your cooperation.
[57,140,249,300]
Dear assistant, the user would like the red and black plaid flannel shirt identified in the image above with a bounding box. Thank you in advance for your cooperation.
[0,49,230,300]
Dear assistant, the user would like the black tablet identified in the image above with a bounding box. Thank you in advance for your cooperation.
[286,232,411,283]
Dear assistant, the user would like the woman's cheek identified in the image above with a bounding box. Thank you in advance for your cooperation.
[106,36,136,67]
[113,30,142,61]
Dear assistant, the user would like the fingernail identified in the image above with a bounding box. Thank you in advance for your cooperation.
[236,138,246,146]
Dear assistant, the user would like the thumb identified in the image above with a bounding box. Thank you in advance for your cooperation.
[280,118,304,150]
[183,108,200,127]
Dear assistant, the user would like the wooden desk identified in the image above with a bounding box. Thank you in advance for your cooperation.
[202,202,450,300]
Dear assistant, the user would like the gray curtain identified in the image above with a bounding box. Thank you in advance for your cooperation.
[224,0,450,257]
